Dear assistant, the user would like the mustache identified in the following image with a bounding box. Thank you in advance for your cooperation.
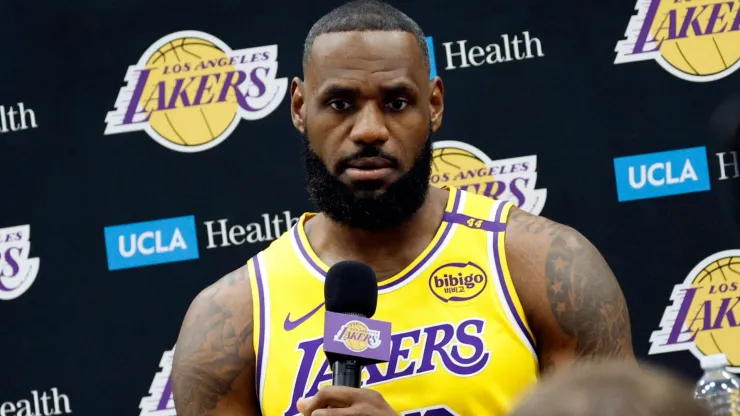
[336,146,400,172]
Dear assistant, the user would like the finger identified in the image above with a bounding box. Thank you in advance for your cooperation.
[317,385,364,404]
[312,407,364,416]
[299,387,355,415]
[297,397,309,414]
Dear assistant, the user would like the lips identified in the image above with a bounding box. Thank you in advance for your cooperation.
[346,157,393,170]
[343,157,394,181]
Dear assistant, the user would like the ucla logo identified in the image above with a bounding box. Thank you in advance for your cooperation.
[614,0,740,82]
[613,146,711,202]
[649,250,740,372]
[429,262,488,303]
[333,321,381,353]
[103,216,199,271]
[104,31,287,153]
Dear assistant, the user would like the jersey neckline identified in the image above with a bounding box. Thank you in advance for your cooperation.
[290,186,462,293]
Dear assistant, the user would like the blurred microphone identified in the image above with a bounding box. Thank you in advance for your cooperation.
[323,261,392,388]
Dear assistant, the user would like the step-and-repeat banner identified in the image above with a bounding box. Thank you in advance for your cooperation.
[2,0,740,413]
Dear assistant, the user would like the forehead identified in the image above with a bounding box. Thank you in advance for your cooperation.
[305,31,425,90]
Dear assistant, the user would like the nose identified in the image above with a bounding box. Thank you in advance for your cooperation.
[348,103,390,146]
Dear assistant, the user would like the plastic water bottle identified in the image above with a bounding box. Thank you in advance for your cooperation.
[694,354,740,415]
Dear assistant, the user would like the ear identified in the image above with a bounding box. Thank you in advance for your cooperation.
[428,76,444,133]
[290,77,306,134]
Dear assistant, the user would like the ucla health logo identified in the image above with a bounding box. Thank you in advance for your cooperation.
[613,147,710,202]
[104,216,199,271]
[614,0,740,82]
[0,225,40,300]
[104,31,287,153]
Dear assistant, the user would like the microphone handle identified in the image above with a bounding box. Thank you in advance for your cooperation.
[331,359,363,388]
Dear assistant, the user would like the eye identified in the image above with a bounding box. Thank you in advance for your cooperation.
[329,100,351,111]
[387,99,408,111]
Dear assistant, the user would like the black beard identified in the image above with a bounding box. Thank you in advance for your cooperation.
[301,132,433,231]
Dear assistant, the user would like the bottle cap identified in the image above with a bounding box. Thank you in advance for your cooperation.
[700,354,728,370]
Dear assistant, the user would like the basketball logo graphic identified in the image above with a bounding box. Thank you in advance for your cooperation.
[104,31,288,152]
[333,320,382,353]
[615,0,740,82]
[431,140,547,215]
[649,250,740,372]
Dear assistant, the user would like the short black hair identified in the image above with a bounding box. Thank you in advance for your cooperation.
[302,0,430,76]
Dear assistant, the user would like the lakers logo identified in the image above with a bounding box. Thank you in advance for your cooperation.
[104,31,288,152]
[333,321,382,353]
[431,140,547,215]
[649,250,740,372]
[615,0,740,82]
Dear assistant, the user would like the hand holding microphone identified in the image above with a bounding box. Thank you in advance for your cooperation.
[297,261,397,416]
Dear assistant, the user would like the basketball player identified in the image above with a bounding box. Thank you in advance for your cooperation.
[171,1,635,415]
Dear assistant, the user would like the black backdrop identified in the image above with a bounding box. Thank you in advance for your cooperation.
[2,0,740,414]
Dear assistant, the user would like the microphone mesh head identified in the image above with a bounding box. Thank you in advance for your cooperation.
[324,261,378,318]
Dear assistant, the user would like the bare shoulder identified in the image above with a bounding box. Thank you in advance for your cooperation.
[171,265,260,416]
[505,207,634,372]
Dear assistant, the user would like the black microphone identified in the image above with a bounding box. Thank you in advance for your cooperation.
[323,261,379,388]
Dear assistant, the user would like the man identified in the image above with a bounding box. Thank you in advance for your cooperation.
[171,1,635,415]
[509,360,709,416]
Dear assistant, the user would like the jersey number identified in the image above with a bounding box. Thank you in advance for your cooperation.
[466,218,483,229]
[402,405,459,416]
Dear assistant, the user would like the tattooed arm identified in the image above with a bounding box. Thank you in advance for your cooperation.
[505,207,635,374]
[172,266,261,416]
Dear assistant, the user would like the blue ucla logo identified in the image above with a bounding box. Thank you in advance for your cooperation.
[104,216,199,271]
[613,147,711,202]
[425,36,437,79]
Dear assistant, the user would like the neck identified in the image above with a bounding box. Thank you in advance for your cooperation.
[306,187,449,280]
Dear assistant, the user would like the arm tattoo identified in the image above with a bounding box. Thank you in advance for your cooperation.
[172,267,254,415]
[544,227,633,359]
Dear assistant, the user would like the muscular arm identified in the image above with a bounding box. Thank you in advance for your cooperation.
[172,266,261,416]
[505,208,635,374]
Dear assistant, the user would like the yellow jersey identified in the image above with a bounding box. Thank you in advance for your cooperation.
[248,187,538,416]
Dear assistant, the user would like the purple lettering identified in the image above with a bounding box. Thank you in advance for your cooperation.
[166,77,197,109]
[666,287,698,345]
[284,337,323,416]
[157,375,173,410]
[0,247,22,278]
[236,67,270,112]
[686,300,713,333]
[705,2,735,34]
[290,320,489,415]
[193,74,220,106]
[678,5,711,38]
[485,181,506,200]
[376,329,422,382]
[711,296,740,329]
[449,319,490,374]
[121,69,153,125]
[732,3,740,31]
[305,359,332,398]
[509,177,528,208]
[217,70,247,103]
[417,324,455,373]
[631,0,663,53]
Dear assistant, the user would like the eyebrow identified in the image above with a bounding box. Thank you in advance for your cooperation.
[316,80,419,101]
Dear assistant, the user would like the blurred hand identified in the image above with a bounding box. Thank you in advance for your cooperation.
[297,386,397,416]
